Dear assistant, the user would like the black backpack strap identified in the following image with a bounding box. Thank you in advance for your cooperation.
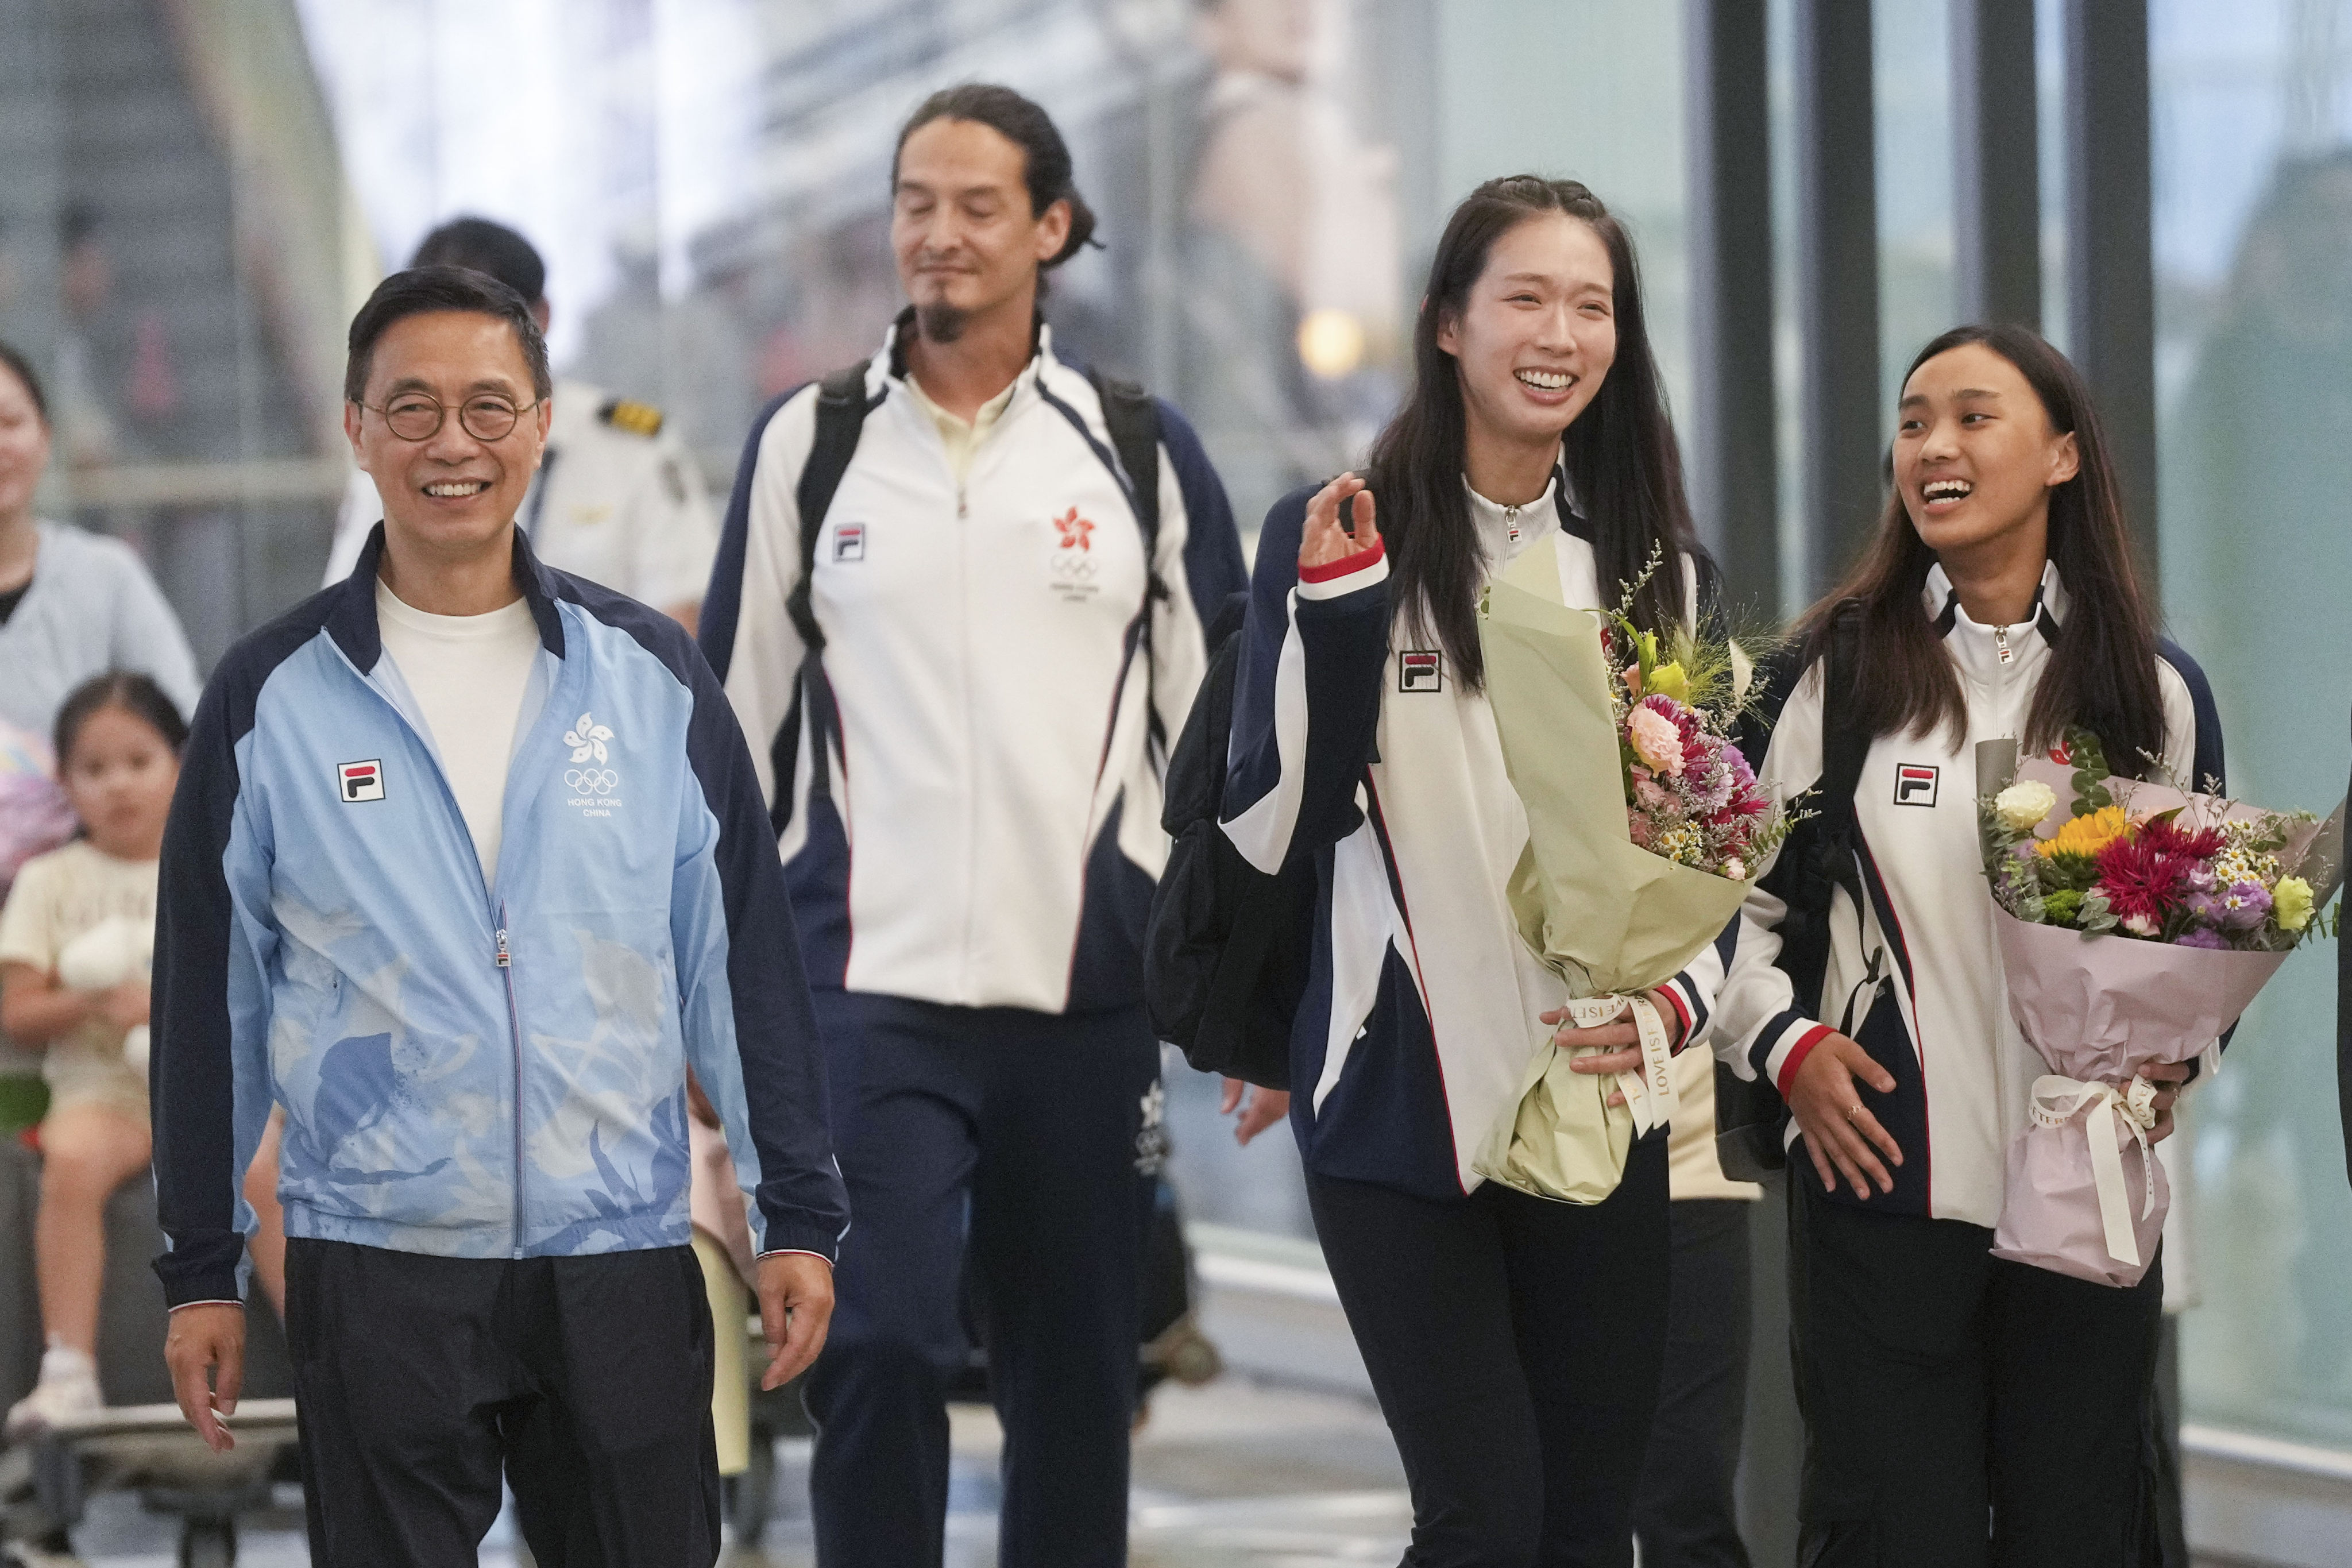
[1776,606,1871,1016]
[1084,366,1175,755]
[765,360,872,835]
[785,360,874,658]
[1084,367,1163,573]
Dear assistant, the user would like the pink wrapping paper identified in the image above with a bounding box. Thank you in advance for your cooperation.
[1992,1080,2169,1289]
[1986,759,2307,1287]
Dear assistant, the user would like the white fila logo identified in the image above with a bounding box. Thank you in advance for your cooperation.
[337,760,384,802]
[1894,764,1940,807]
[834,523,865,562]
[1399,650,1445,693]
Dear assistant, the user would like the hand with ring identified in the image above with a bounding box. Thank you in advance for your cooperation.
[1787,1032,1904,1199]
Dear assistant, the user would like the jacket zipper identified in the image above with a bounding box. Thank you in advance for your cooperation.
[1994,624,2014,666]
[496,901,526,1257]
[325,629,552,1260]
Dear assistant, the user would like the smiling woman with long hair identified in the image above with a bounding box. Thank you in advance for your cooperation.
[1218,176,1725,1563]
[1714,324,2222,1562]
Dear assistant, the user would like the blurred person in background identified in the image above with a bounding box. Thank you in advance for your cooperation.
[1,674,183,1435]
[322,217,719,631]
[700,83,1247,1568]
[1183,0,1404,522]
[0,341,202,748]
[1632,1052,1760,1566]
[0,339,200,1131]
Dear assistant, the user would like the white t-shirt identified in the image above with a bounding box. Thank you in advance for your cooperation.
[374,581,541,888]
[0,839,157,1111]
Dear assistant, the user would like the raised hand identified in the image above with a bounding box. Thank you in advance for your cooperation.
[1300,472,1381,572]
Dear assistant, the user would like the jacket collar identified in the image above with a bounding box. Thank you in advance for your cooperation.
[1922,557,2069,643]
[327,522,568,673]
[1461,457,1589,543]
[875,306,1056,405]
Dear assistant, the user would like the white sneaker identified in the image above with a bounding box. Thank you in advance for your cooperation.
[5,1346,101,1439]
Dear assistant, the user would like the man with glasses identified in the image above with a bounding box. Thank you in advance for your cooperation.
[150,265,847,1565]
[321,217,720,632]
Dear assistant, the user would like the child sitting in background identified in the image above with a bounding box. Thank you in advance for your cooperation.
[0,672,184,1434]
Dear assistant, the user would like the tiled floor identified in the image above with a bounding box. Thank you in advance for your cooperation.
[51,1377,1413,1567]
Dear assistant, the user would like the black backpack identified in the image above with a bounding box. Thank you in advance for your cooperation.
[1142,591,1316,1090]
[771,357,1170,827]
[1713,608,1871,1181]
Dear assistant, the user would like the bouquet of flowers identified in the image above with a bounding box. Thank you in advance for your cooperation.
[1976,732,2342,1286]
[1471,545,1795,1205]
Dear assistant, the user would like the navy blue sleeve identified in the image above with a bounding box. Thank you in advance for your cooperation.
[1734,638,1814,774]
[150,616,315,1308]
[150,673,248,1305]
[1155,397,1248,629]
[697,387,799,685]
[2160,638,2226,793]
[1219,484,1391,874]
[2160,638,2234,1065]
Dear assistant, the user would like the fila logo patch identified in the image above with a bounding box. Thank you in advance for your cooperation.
[1894,764,1940,807]
[1399,650,1445,693]
[337,760,384,802]
[834,523,865,562]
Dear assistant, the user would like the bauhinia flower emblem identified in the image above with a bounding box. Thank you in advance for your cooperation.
[565,713,614,764]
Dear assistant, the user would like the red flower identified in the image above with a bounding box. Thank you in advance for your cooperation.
[2139,815,2227,863]
[2094,833,2197,927]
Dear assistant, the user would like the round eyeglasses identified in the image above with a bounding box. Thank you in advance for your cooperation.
[357,393,541,443]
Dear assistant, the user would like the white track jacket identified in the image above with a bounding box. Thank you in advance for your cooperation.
[1221,476,1723,1200]
[1713,562,2223,1227]
[698,321,1246,1014]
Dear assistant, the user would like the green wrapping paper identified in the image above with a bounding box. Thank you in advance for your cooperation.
[1470,544,1755,1204]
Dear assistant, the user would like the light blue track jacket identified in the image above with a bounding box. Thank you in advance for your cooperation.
[150,527,849,1308]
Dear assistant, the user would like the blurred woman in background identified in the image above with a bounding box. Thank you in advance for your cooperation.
[0,340,200,1134]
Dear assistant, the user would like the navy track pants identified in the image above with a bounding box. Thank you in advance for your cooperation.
[284,1237,720,1567]
[1790,1174,2166,1565]
[1307,1131,1673,1567]
[802,991,1162,1568]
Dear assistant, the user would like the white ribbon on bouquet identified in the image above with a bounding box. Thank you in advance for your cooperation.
[2027,1073,2160,1268]
[1560,993,1678,1138]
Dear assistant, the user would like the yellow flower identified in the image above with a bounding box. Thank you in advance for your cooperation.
[2276,876,2314,933]
[2037,805,2131,860]
[1645,661,1691,705]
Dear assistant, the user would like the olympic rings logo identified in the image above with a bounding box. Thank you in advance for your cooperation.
[565,768,619,795]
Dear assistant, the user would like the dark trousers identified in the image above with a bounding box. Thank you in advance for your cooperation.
[802,991,1161,1568]
[1632,1198,1756,1567]
[283,1238,720,1568]
[1307,1133,1671,1567]
[1790,1177,2165,1566]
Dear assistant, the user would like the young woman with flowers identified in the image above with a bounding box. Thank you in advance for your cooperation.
[1219,176,1724,1563]
[1714,323,2222,1563]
